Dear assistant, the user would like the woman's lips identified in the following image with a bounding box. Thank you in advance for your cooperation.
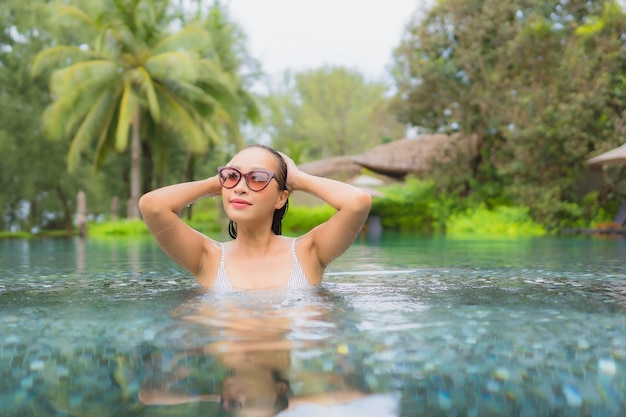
[230,198,251,209]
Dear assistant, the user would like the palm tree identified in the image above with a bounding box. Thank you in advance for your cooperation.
[32,0,237,218]
[174,1,262,186]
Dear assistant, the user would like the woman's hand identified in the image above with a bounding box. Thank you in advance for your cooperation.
[279,152,305,192]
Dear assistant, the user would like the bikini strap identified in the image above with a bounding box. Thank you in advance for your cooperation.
[214,243,232,289]
[287,238,309,288]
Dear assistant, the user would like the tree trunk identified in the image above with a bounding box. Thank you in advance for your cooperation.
[56,186,74,237]
[128,112,141,219]
[142,139,154,192]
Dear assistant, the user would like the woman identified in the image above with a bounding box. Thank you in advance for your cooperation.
[139,144,372,289]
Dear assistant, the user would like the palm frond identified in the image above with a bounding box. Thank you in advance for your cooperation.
[53,3,101,38]
[31,46,96,78]
[197,117,222,147]
[94,109,119,173]
[195,60,239,108]
[41,69,120,141]
[155,85,210,154]
[115,81,138,153]
[42,72,119,141]
[62,77,122,137]
[157,79,219,110]
[49,60,118,98]
[152,24,212,55]
[42,101,75,142]
[131,67,161,122]
[195,59,234,87]
[67,91,117,173]
[145,51,201,82]
[93,29,123,58]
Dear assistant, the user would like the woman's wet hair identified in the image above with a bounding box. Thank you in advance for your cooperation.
[228,144,289,239]
[218,369,291,415]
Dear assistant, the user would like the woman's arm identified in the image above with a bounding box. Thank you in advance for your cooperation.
[283,154,372,268]
[138,176,222,276]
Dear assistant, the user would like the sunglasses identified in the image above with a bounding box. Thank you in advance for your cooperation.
[217,166,276,192]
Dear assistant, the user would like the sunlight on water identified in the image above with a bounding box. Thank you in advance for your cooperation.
[0,235,625,416]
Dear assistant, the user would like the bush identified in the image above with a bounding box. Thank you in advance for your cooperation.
[184,199,223,235]
[283,205,335,234]
[445,205,546,238]
[88,219,151,237]
[370,178,440,232]
[0,231,32,239]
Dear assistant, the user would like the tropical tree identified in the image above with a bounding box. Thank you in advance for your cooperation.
[31,0,238,218]
[263,66,405,161]
[201,2,261,146]
[391,0,626,226]
[175,1,262,184]
[0,0,89,233]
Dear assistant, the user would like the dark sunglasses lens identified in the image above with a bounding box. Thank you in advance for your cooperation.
[219,168,241,188]
[247,171,271,190]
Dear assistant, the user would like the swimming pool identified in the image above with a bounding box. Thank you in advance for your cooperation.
[1,235,625,416]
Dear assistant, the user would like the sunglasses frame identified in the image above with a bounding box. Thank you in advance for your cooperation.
[217,166,276,192]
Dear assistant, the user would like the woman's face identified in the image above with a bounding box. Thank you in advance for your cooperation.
[221,147,288,224]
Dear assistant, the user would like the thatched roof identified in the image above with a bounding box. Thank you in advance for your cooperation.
[295,134,473,180]
[352,134,471,178]
[298,155,363,179]
[587,143,626,167]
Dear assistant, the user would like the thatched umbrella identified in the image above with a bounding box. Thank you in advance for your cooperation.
[298,155,363,179]
[586,143,626,166]
[351,134,470,178]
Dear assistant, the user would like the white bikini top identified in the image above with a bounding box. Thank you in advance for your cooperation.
[213,238,310,289]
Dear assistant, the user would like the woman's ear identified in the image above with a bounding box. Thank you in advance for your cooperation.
[275,190,289,209]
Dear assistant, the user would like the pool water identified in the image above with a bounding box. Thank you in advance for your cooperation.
[0,235,625,416]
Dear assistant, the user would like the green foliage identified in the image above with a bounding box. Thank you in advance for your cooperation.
[31,0,247,220]
[0,0,89,232]
[185,211,223,235]
[369,179,551,237]
[34,1,192,166]
[38,230,73,238]
[0,230,70,239]
[370,178,443,232]
[184,198,223,234]
[263,66,405,161]
[391,0,626,230]
[88,219,151,237]
[445,205,546,238]
[282,205,335,234]
[3,0,626,234]
[0,231,32,239]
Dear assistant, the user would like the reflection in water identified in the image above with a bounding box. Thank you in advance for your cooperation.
[76,237,86,273]
[139,289,398,416]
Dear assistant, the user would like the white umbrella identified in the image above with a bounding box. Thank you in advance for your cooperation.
[586,143,626,166]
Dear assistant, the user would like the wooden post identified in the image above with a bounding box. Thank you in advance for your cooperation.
[77,190,87,238]
[367,215,383,240]
[111,196,119,221]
